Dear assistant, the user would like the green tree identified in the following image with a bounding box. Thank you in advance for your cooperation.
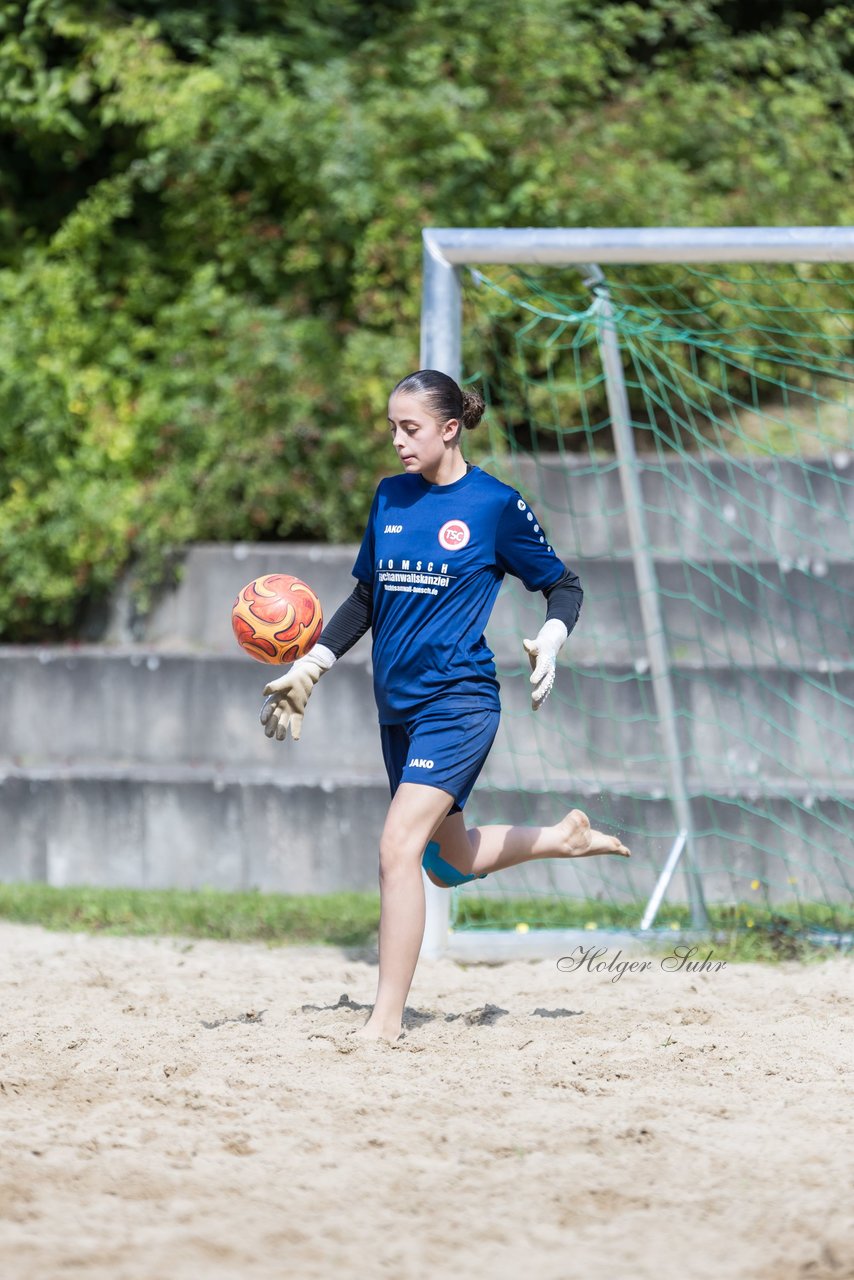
[0,0,851,638]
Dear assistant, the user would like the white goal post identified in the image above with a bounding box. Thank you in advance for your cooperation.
[418,225,854,962]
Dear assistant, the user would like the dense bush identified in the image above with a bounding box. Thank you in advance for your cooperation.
[0,0,851,638]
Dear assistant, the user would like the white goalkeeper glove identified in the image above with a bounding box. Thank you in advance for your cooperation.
[260,644,336,741]
[522,619,568,711]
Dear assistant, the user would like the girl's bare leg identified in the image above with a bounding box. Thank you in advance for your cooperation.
[425,808,630,885]
[353,782,454,1044]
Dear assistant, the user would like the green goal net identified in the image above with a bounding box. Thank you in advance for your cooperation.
[453,259,854,941]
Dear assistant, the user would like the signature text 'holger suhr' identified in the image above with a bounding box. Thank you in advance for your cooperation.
[557,946,726,983]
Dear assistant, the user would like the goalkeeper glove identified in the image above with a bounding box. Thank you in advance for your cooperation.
[522,619,568,711]
[260,644,336,741]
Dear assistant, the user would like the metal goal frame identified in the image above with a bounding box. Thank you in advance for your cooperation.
[418,225,854,962]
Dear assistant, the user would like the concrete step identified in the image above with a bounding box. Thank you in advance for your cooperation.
[502,452,854,559]
[1,767,849,905]
[2,647,852,784]
[89,544,854,665]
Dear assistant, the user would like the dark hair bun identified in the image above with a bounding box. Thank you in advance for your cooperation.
[390,370,485,434]
[461,388,486,431]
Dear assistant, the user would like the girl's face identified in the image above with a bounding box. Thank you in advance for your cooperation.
[387,390,459,476]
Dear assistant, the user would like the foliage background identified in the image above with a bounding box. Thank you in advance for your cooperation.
[0,0,851,638]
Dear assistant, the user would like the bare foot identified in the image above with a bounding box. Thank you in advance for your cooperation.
[555,809,631,859]
[350,1020,403,1044]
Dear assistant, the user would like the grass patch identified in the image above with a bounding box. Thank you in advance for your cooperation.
[453,895,854,932]
[1,885,850,963]
[640,928,839,965]
[0,883,380,947]
[453,896,854,963]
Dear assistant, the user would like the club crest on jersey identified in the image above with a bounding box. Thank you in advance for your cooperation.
[438,519,471,551]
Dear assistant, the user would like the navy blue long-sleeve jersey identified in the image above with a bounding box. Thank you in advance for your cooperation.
[351,465,575,724]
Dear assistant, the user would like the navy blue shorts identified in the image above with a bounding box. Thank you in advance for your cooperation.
[380,705,500,815]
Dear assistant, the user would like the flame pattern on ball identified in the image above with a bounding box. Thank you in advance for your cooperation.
[231,574,323,664]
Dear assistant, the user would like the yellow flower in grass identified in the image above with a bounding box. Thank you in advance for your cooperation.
[584,921,597,931]
[751,879,760,890]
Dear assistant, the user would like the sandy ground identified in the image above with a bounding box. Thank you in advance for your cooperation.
[0,922,852,1280]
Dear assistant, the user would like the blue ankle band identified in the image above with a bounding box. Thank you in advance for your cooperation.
[422,840,488,888]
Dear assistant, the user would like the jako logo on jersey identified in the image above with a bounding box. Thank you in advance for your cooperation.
[438,519,471,550]
[384,524,403,533]
[408,757,434,769]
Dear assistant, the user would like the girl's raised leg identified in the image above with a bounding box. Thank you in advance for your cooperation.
[424,808,629,885]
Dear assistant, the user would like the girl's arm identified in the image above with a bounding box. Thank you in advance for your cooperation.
[542,565,583,632]
[522,567,584,708]
[259,582,373,742]
[316,580,373,658]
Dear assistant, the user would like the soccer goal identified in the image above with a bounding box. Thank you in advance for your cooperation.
[419,226,854,961]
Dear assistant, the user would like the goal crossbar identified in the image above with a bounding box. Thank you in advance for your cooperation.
[425,225,854,266]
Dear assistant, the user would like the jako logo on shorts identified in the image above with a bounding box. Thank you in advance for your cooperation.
[408,758,434,769]
[438,519,471,550]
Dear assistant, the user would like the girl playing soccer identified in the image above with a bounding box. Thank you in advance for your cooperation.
[261,370,630,1042]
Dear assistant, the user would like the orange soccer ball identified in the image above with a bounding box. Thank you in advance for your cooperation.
[231,574,323,664]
